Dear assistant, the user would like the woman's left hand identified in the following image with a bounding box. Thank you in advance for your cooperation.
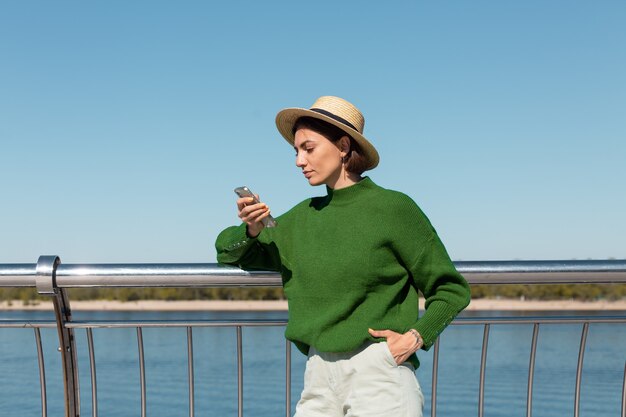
[368,328,423,365]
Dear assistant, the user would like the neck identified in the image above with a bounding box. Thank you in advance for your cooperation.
[326,168,363,190]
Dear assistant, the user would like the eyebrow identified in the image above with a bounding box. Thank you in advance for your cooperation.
[294,140,314,151]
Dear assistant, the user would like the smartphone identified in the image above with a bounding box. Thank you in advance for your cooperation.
[234,186,277,228]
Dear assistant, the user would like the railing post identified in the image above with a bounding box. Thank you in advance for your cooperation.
[574,322,589,417]
[187,327,195,417]
[478,324,490,417]
[137,328,146,417]
[34,327,48,417]
[285,339,291,417]
[621,361,625,417]
[237,326,244,417]
[35,255,80,417]
[431,337,440,417]
[526,323,540,417]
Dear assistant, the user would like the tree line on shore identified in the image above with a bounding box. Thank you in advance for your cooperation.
[0,284,625,306]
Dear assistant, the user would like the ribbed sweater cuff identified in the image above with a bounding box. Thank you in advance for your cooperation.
[412,300,462,350]
[217,224,256,263]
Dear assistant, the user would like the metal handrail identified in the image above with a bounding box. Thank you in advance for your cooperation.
[2,259,626,287]
[4,316,626,329]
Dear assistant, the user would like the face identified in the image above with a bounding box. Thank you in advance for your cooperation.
[294,128,345,187]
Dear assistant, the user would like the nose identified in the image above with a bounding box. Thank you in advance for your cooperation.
[295,151,306,168]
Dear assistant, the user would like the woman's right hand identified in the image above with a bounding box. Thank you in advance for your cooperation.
[237,196,271,238]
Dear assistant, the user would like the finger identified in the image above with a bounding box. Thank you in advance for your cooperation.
[368,328,391,338]
[257,208,271,220]
[237,197,256,209]
[238,197,256,205]
[246,207,271,223]
[396,354,410,366]
[242,206,270,223]
[240,202,267,217]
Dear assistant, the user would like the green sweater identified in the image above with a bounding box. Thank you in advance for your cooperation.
[215,177,470,368]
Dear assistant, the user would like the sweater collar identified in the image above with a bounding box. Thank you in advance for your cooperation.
[325,176,375,204]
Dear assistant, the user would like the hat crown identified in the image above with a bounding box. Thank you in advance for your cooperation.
[310,96,365,134]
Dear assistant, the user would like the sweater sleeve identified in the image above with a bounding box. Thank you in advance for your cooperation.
[409,232,471,350]
[388,193,470,350]
[215,223,282,272]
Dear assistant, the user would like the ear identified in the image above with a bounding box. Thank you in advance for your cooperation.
[339,136,351,157]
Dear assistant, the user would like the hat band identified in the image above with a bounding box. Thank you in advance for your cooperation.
[310,108,359,132]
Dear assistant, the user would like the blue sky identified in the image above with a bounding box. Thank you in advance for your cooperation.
[1,1,624,264]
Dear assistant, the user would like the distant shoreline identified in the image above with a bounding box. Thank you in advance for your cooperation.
[1,298,625,311]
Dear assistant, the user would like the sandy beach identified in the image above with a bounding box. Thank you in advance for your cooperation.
[0,298,625,311]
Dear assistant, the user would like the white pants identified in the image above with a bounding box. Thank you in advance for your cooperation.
[294,342,424,417]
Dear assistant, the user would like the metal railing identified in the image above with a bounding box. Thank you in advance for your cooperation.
[1,257,626,417]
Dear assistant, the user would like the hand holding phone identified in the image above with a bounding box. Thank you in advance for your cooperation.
[234,186,277,228]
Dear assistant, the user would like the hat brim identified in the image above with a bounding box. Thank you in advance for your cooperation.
[275,108,380,171]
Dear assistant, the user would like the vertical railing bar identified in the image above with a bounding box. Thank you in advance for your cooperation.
[187,327,195,417]
[87,328,98,417]
[621,361,625,417]
[137,327,146,417]
[574,322,589,417]
[526,323,539,417]
[237,326,243,417]
[431,336,440,417]
[478,324,490,417]
[34,328,48,417]
[36,256,80,416]
[285,339,292,417]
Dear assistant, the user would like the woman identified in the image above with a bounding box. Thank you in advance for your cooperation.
[215,96,470,417]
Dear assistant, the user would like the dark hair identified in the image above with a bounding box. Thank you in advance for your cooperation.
[292,116,369,175]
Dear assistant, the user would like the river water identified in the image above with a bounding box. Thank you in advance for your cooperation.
[0,309,624,417]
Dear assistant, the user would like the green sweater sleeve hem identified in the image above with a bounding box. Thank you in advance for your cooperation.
[215,223,256,265]
[411,300,465,350]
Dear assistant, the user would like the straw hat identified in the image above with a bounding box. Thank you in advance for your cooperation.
[275,96,380,170]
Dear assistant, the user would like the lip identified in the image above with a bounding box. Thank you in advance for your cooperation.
[303,171,313,178]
